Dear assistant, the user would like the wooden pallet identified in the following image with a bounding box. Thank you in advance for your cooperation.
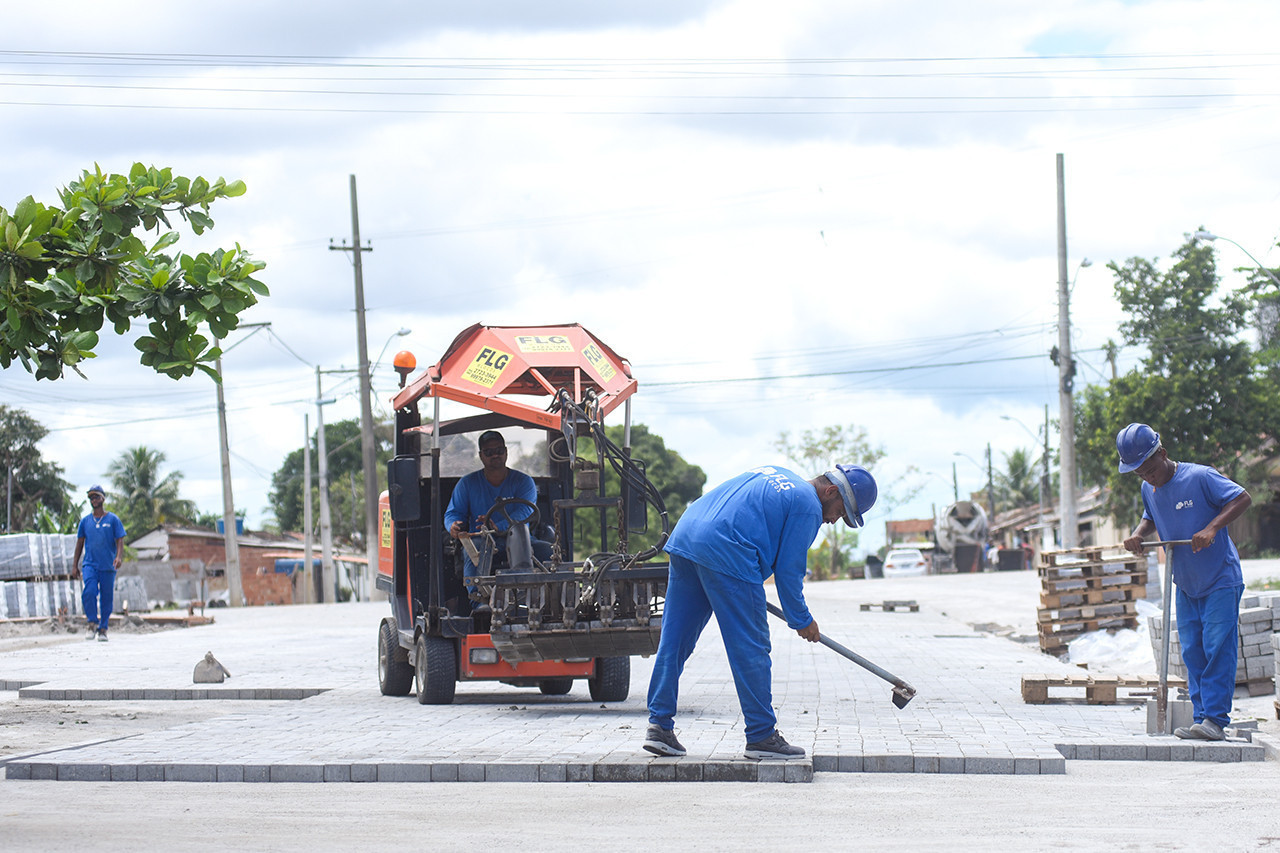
[859,600,919,613]
[1037,601,1137,624]
[1021,673,1188,705]
[1040,586,1143,609]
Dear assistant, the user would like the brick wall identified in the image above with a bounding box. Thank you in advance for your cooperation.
[169,534,294,606]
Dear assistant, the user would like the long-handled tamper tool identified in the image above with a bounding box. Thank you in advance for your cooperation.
[766,602,917,708]
[1143,540,1193,734]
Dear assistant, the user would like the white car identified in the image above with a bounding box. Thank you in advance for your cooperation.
[882,548,929,578]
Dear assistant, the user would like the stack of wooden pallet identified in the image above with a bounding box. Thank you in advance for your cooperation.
[1037,546,1147,657]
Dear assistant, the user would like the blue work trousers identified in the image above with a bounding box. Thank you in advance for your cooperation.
[1175,584,1242,728]
[82,566,116,631]
[647,555,776,743]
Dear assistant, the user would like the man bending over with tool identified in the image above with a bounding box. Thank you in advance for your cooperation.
[644,463,877,760]
[1117,423,1251,741]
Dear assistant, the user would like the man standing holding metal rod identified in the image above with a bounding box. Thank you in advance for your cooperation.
[1117,424,1252,741]
[642,463,877,760]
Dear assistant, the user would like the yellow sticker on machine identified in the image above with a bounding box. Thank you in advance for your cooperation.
[461,345,512,387]
[582,343,616,382]
[514,334,573,353]
[381,506,393,548]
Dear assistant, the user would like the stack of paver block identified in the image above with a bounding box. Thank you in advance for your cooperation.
[1273,632,1280,719]
[0,533,79,619]
[1147,591,1279,697]
[1037,546,1146,658]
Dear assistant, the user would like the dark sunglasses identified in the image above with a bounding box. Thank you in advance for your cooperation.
[481,447,507,457]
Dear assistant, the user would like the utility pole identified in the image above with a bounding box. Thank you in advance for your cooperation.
[316,366,336,603]
[985,442,996,521]
[1041,404,1051,528]
[302,413,314,604]
[951,462,958,502]
[214,343,245,608]
[1056,153,1079,548]
[330,174,379,598]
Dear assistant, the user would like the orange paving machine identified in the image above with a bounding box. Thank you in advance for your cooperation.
[375,324,669,705]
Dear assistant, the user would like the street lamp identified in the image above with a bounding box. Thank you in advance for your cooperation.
[372,327,412,377]
[953,446,995,520]
[1193,230,1280,288]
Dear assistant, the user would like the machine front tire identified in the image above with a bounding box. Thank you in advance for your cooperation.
[588,656,630,702]
[538,678,574,696]
[415,634,458,705]
[378,618,414,696]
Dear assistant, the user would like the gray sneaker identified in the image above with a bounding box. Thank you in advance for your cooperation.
[1174,725,1204,740]
[745,731,805,760]
[1190,719,1225,741]
[643,725,686,757]
[96,629,108,642]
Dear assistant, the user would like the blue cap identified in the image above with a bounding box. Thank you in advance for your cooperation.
[87,484,105,496]
[824,464,877,528]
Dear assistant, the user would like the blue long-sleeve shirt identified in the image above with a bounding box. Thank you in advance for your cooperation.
[665,466,821,629]
[1141,462,1245,598]
[443,469,537,574]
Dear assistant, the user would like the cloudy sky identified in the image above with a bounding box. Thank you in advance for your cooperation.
[3,1,1279,553]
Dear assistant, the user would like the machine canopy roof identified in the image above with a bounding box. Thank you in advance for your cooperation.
[391,323,637,430]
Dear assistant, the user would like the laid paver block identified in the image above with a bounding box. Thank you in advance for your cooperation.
[1039,757,1066,774]
[7,763,32,780]
[137,764,165,782]
[594,763,648,782]
[864,754,913,773]
[379,763,431,782]
[30,763,57,780]
[1146,743,1171,760]
[486,763,539,782]
[1013,758,1040,775]
[216,765,244,782]
[566,763,594,783]
[938,756,965,774]
[703,761,758,782]
[1193,744,1240,763]
[838,754,864,773]
[323,764,351,782]
[964,757,1015,775]
[457,763,485,782]
[166,763,217,782]
[1098,743,1146,761]
[812,754,837,772]
[1169,743,1196,761]
[783,762,813,783]
[429,763,458,782]
[646,762,677,782]
[243,765,270,783]
[674,763,703,782]
[913,756,940,773]
[1074,744,1099,760]
[756,762,786,783]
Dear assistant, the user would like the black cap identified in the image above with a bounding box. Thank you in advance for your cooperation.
[478,430,505,449]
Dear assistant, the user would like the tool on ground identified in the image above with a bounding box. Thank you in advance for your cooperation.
[1142,539,1193,734]
[765,602,917,708]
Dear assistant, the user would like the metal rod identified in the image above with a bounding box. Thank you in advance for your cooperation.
[1144,540,1192,734]
[765,602,917,708]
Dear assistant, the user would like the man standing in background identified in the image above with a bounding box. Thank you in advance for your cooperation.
[73,484,126,642]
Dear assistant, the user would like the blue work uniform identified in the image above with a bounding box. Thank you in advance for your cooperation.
[647,466,821,743]
[443,468,538,578]
[1141,462,1245,728]
[77,511,127,631]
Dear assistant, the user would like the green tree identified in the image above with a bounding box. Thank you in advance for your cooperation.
[268,418,394,543]
[0,405,76,532]
[774,424,913,581]
[0,164,266,381]
[996,447,1040,509]
[1075,233,1280,528]
[106,446,195,535]
[573,423,706,556]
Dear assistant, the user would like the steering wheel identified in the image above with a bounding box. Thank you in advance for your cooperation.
[485,497,540,535]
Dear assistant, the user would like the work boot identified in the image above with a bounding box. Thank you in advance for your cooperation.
[96,629,108,642]
[85,623,98,640]
[1190,719,1225,741]
[642,725,687,757]
[1173,724,1204,740]
[744,730,805,760]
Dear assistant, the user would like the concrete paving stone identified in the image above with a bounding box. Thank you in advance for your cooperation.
[377,763,431,782]
[166,763,217,782]
[702,761,759,782]
[646,762,678,782]
[457,763,486,782]
[863,754,913,773]
[430,763,459,782]
[965,757,1015,774]
[1098,743,1147,761]
[1192,744,1240,763]
[674,762,704,782]
[216,765,244,782]
[485,763,539,782]
[136,764,165,781]
[913,756,940,773]
[1169,743,1197,761]
[5,763,31,779]
[756,762,786,783]
[595,762,649,782]
[784,762,813,783]
[322,764,350,782]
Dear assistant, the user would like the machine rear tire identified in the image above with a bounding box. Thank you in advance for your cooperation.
[415,634,457,705]
[538,678,574,696]
[378,618,414,696]
[588,656,630,702]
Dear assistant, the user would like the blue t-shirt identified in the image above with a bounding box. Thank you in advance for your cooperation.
[443,469,538,572]
[665,465,822,630]
[76,511,127,572]
[1140,462,1245,598]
